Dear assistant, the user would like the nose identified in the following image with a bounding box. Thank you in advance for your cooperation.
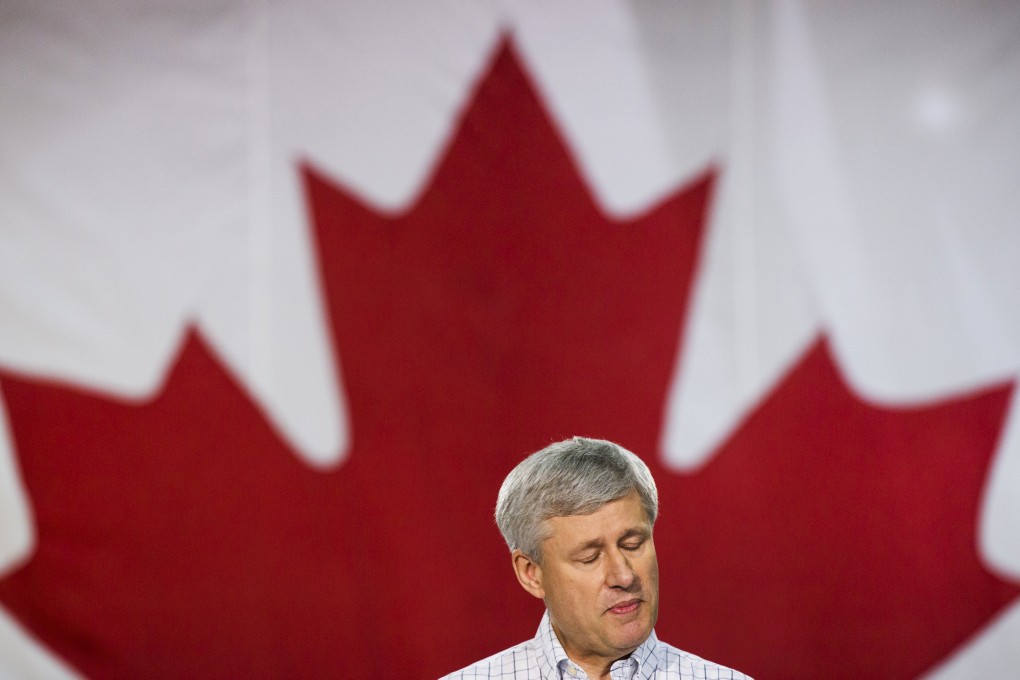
[604,548,637,590]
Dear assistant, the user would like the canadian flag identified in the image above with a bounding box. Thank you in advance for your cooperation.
[1,2,1018,678]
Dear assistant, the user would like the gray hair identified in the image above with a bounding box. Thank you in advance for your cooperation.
[495,437,659,563]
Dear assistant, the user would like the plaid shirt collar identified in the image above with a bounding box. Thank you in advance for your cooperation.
[533,610,661,680]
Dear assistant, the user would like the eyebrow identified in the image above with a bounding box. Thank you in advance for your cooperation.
[571,538,605,556]
[619,527,650,542]
[569,527,650,555]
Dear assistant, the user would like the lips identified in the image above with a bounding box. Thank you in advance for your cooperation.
[608,598,641,615]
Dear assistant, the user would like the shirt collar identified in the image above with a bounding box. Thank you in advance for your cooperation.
[533,610,661,679]
[534,611,568,678]
[628,629,661,679]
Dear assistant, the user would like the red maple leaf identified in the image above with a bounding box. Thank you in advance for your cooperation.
[0,39,1015,680]
[651,340,1017,678]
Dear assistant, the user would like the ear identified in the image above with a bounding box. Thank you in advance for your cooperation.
[512,549,545,599]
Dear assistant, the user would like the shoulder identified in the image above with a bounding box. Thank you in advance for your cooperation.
[438,639,539,680]
[651,640,753,680]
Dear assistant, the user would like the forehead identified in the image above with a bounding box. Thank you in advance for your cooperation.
[543,490,649,548]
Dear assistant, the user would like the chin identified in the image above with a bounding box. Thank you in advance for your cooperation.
[613,620,652,649]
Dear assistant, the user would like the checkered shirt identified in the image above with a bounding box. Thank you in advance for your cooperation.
[440,611,751,679]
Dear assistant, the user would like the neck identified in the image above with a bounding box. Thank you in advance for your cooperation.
[550,622,636,680]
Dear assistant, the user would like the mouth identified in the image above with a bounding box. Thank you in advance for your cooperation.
[607,598,641,615]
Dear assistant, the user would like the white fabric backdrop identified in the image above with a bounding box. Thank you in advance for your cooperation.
[1,1,1017,676]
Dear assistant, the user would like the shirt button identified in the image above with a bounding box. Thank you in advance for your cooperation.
[567,666,578,677]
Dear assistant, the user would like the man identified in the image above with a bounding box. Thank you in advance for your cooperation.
[441,436,750,680]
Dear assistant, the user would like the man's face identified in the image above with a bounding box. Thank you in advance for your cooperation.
[523,489,659,668]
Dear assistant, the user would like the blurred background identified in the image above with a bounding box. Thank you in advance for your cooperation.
[1,1,1018,678]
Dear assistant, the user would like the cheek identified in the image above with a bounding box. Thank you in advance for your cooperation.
[550,572,600,606]
[643,552,659,587]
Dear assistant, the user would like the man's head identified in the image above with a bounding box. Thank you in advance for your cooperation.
[495,437,660,673]
[495,437,659,562]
